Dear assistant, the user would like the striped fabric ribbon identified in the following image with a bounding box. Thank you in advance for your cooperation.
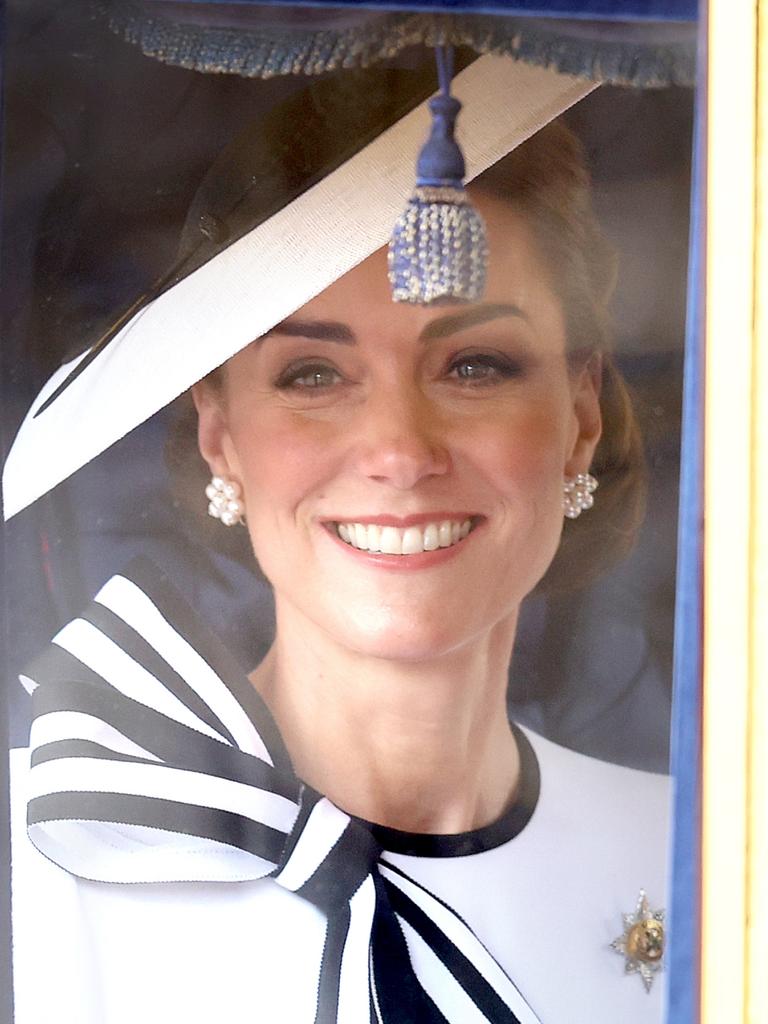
[22,560,541,1024]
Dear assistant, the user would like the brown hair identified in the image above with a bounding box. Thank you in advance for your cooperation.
[169,118,646,590]
[472,120,647,591]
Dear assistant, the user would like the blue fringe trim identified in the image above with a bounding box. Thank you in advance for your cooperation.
[96,2,695,88]
[461,16,696,88]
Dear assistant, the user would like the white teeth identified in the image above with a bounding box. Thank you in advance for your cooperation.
[354,523,368,549]
[334,518,473,555]
[423,524,439,551]
[402,526,424,555]
[366,524,381,552]
[379,526,403,554]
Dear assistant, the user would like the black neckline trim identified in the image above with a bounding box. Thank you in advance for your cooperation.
[365,723,540,858]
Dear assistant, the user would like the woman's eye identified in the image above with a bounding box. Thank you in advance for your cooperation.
[275,363,342,390]
[447,353,522,384]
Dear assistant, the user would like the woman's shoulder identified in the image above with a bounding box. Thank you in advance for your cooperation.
[519,724,671,874]
[386,729,670,1024]
[522,723,671,806]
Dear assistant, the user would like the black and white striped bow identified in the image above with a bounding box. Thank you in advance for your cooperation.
[23,560,541,1024]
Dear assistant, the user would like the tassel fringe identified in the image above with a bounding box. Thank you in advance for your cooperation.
[389,188,487,305]
[96,3,696,89]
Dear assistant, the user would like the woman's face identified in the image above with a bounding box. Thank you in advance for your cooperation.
[195,194,601,661]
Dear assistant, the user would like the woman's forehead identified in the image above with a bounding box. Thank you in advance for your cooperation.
[288,200,563,341]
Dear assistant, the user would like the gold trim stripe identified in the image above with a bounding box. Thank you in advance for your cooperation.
[702,0,768,1019]
[703,1,757,1022]
[748,4,768,1021]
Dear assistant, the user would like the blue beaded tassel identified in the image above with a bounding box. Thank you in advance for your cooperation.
[389,45,487,305]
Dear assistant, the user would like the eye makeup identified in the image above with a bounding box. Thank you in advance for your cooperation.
[445,349,529,385]
[274,360,344,391]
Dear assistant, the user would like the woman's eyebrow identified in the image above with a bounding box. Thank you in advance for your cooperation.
[420,303,528,340]
[264,319,355,343]
[261,303,525,345]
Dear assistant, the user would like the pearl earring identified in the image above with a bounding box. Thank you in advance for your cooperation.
[563,473,598,519]
[205,476,245,527]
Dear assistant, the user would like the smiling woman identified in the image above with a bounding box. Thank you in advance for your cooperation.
[6,52,668,1024]
[189,190,601,829]
[187,122,644,599]
[194,195,598,663]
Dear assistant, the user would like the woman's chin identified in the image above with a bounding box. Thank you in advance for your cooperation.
[322,609,496,664]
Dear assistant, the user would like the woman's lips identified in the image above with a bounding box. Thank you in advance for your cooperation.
[325,515,482,557]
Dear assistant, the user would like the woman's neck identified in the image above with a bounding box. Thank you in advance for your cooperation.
[250,608,521,834]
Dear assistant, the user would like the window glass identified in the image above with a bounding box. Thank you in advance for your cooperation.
[1,5,695,1022]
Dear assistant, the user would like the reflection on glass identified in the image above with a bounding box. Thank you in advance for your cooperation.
[2,5,692,1023]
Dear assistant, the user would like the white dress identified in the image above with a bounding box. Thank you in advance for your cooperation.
[7,562,670,1024]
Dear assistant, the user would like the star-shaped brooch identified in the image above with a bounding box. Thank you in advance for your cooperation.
[611,890,665,992]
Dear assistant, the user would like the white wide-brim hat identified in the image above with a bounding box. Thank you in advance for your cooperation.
[2,55,594,521]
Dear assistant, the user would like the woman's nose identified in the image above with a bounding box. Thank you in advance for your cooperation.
[353,384,451,490]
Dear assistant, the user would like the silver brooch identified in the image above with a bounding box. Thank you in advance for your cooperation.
[611,890,665,992]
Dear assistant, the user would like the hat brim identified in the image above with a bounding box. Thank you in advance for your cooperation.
[3,56,594,521]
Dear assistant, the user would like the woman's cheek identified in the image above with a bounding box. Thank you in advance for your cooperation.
[231,407,340,486]
[468,409,568,489]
